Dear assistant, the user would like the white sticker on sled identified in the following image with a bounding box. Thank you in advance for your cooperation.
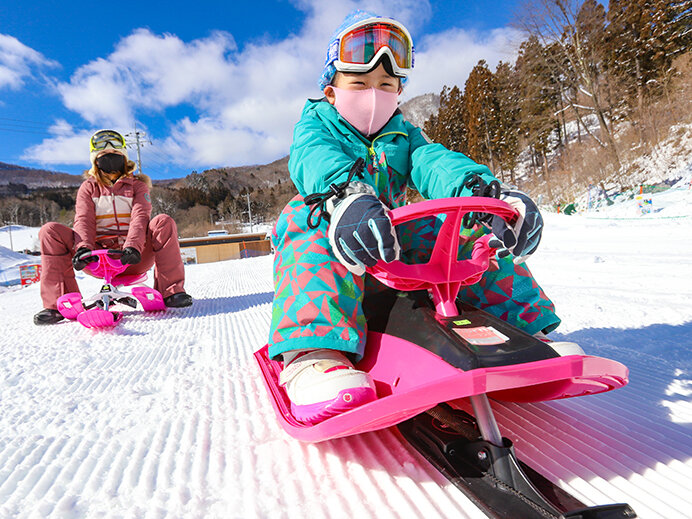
[453,326,510,346]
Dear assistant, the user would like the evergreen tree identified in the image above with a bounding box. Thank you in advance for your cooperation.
[665,0,692,56]
[606,0,691,115]
[463,60,499,170]
[516,36,558,185]
[423,85,466,152]
[493,61,521,183]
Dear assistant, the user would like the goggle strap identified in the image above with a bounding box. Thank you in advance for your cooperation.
[326,39,340,65]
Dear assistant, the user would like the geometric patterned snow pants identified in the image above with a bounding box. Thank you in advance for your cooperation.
[268,195,560,361]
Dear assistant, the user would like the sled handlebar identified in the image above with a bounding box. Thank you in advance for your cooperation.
[369,197,519,317]
[82,249,129,282]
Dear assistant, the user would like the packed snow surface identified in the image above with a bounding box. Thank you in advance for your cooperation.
[0,226,40,287]
[1,188,691,518]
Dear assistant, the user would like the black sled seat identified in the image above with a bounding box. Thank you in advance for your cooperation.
[363,287,629,404]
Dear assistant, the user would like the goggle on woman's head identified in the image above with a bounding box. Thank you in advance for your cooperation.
[328,18,414,80]
[89,129,126,153]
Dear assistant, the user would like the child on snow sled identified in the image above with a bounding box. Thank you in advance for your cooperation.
[33,129,192,325]
[268,11,578,424]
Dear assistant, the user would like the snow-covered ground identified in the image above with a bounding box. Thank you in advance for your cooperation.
[0,226,41,288]
[0,225,39,252]
[1,186,691,518]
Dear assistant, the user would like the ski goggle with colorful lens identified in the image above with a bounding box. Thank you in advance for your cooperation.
[327,18,414,78]
[90,130,126,152]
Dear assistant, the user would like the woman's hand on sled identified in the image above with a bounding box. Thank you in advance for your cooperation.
[119,247,141,265]
[72,247,97,271]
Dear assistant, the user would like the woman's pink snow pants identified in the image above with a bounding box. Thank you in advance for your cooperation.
[38,214,185,309]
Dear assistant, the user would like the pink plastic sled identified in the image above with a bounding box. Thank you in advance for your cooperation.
[255,197,629,442]
[57,249,166,329]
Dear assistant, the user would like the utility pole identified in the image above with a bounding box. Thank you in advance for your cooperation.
[125,121,150,175]
[6,221,13,251]
[246,192,253,233]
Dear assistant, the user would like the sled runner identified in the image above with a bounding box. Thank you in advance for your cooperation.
[56,249,166,329]
[255,197,636,518]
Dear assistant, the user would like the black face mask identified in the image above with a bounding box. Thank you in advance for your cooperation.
[96,153,126,173]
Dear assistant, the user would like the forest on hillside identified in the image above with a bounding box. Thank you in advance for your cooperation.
[423,0,691,202]
[0,160,297,238]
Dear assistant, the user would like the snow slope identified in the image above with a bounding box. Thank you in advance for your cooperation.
[0,247,39,288]
[1,189,691,518]
[0,226,41,288]
[0,226,39,253]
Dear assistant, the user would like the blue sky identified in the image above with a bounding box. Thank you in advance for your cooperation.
[0,0,522,179]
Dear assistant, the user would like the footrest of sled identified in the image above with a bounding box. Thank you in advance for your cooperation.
[57,292,85,319]
[398,405,637,519]
[116,296,138,309]
[132,287,166,312]
[77,308,122,328]
[563,504,637,519]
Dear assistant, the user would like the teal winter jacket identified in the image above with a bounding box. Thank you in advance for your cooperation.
[288,99,499,207]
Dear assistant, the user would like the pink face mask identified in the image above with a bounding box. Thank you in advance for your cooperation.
[331,87,399,136]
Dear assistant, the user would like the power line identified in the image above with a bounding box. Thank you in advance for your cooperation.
[0,117,77,136]
[0,117,191,180]
[129,146,175,179]
[145,147,172,164]
[0,126,59,137]
[0,116,55,127]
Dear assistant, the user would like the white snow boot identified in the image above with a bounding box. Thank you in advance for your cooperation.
[534,331,585,356]
[279,349,377,424]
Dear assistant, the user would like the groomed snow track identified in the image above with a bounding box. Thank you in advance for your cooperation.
[1,239,691,518]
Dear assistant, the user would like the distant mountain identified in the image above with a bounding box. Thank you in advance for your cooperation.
[175,155,291,193]
[399,93,440,128]
[0,162,82,189]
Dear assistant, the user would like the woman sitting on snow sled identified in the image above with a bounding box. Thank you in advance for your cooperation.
[34,129,192,325]
[267,11,580,424]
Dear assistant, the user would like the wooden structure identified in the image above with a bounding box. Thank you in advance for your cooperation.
[179,232,272,264]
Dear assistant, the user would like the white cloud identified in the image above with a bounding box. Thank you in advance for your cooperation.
[56,30,239,128]
[21,121,95,166]
[27,0,521,171]
[0,34,57,90]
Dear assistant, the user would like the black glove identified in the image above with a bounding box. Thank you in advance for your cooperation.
[489,190,543,262]
[72,247,97,271]
[119,247,141,265]
[328,183,399,276]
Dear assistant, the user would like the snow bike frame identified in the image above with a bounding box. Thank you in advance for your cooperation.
[255,197,635,518]
[56,249,166,329]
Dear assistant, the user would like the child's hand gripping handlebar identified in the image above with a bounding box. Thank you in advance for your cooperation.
[368,197,519,317]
